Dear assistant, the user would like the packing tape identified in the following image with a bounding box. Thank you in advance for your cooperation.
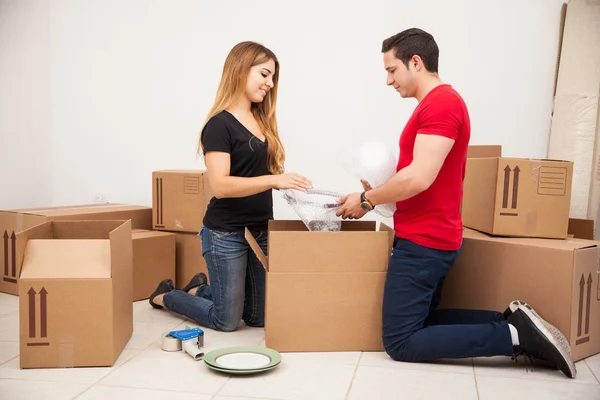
[160,332,182,352]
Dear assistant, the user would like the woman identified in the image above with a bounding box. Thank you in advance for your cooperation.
[149,41,312,332]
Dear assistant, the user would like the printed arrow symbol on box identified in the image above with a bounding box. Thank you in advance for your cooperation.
[511,166,520,209]
[503,166,511,209]
[10,232,16,278]
[3,231,8,276]
[586,273,592,335]
[28,288,36,338]
[40,287,48,338]
[578,274,585,337]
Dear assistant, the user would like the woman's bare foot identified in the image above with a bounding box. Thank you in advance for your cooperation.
[187,287,198,296]
[153,293,165,307]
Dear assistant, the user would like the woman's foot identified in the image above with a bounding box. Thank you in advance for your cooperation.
[149,278,175,309]
[182,273,208,295]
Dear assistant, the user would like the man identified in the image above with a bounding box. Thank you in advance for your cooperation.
[337,28,576,378]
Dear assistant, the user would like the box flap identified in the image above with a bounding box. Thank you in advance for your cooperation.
[569,218,595,240]
[29,204,149,218]
[153,169,207,175]
[51,220,128,239]
[244,228,268,271]
[132,230,175,240]
[20,240,111,279]
[463,228,600,251]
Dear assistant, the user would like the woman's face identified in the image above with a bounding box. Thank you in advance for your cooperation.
[245,59,276,103]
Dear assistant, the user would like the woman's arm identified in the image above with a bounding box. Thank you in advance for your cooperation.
[205,152,312,198]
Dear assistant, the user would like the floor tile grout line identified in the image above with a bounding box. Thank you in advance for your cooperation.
[0,354,18,368]
[472,358,481,400]
[585,360,600,385]
[344,352,363,400]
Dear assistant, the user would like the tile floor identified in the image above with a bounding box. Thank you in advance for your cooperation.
[0,292,599,400]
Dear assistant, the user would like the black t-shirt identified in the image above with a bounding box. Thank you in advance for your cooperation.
[201,110,273,232]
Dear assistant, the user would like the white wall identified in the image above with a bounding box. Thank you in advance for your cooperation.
[0,0,567,221]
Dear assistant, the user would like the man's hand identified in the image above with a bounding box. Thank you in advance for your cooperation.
[336,192,367,220]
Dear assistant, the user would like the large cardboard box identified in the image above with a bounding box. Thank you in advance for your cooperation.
[0,204,151,295]
[440,228,600,361]
[17,220,133,369]
[152,170,213,233]
[245,220,394,352]
[174,232,208,289]
[132,229,176,301]
[463,157,574,239]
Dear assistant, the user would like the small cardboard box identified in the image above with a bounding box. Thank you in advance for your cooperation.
[17,220,133,369]
[152,170,213,233]
[174,232,208,289]
[245,220,394,352]
[1,204,151,295]
[462,157,574,239]
[132,229,176,301]
[440,228,600,361]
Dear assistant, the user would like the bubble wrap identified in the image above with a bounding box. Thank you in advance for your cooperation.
[341,141,398,218]
[281,188,344,231]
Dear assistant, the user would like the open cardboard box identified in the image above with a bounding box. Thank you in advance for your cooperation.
[17,220,133,369]
[245,220,394,352]
[1,203,151,295]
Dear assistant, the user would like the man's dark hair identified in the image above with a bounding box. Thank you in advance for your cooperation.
[381,28,439,73]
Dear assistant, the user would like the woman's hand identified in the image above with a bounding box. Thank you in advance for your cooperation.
[360,179,372,191]
[273,173,313,191]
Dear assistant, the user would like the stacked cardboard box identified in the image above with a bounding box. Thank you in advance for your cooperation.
[442,145,599,361]
[152,170,212,288]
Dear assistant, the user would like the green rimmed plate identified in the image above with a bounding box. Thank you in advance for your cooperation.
[204,346,282,371]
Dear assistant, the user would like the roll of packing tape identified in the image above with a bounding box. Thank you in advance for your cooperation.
[160,332,182,352]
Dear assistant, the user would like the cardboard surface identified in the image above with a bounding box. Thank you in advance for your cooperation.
[17,220,133,369]
[132,230,176,301]
[174,232,208,289]
[462,157,574,239]
[440,228,600,361]
[467,145,502,158]
[246,220,394,352]
[152,170,213,233]
[0,204,151,295]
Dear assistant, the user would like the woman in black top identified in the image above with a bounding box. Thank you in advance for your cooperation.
[149,41,311,332]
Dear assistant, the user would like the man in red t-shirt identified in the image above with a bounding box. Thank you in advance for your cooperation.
[337,28,575,378]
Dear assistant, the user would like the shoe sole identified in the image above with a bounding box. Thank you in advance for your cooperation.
[510,300,576,378]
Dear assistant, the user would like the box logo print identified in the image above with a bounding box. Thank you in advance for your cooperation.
[538,166,567,196]
[500,165,520,216]
[27,287,49,346]
[155,177,164,228]
[576,273,593,345]
[3,230,16,283]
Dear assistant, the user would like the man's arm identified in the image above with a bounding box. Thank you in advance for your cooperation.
[366,134,455,206]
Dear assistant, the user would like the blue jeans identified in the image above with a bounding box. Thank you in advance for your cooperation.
[382,237,514,361]
[163,226,267,332]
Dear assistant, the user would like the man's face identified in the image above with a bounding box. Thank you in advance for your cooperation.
[384,50,416,98]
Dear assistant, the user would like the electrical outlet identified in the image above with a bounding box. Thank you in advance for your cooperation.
[94,194,107,203]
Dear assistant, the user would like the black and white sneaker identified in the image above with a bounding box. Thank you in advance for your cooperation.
[507,300,576,378]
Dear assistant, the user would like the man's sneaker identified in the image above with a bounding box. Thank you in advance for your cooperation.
[506,301,576,378]
[509,300,572,356]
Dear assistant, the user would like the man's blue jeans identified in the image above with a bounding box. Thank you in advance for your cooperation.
[382,237,514,361]
[163,226,267,331]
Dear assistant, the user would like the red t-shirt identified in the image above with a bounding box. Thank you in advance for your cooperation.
[393,84,471,251]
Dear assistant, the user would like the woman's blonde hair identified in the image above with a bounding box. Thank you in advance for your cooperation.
[198,41,285,175]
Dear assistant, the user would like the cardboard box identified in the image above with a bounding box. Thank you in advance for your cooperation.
[174,232,208,289]
[17,220,133,369]
[152,170,213,233]
[0,204,151,295]
[462,157,574,239]
[467,145,502,159]
[440,228,600,361]
[132,229,176,301]
[569,218,595,240]
[245,220,394,352]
